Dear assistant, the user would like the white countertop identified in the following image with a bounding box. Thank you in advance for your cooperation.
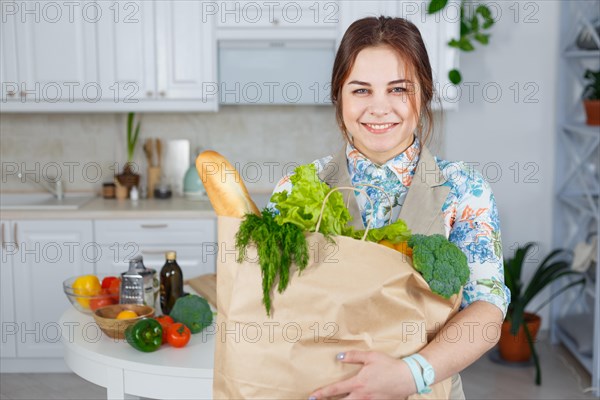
[0,193,273,220]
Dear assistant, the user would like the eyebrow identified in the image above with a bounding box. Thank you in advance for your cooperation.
[347,79,412,86]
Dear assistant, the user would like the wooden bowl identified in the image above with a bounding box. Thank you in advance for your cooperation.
[93,304,154,339]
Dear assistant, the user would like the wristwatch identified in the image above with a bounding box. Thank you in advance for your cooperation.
[402,354,435,394]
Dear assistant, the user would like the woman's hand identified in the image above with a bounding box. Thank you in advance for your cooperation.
[308,350,416,400]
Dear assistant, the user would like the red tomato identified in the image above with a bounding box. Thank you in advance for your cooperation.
[155,315,175,344]
[89,295,116,311]
[101,276,118,289]
[166,323,191,348]
[103,277,121,302]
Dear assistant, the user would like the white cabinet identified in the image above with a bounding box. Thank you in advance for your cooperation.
[1,0,217,112]
[0,220,94,360]
[94,219,217,280]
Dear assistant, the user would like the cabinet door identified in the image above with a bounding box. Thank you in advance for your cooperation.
[155,0,216,100]
[12,220,94,358]
[12,0,98,102]
[0,221,16,358]
[96,1,156,102]
[97,245,216,281]
[0,1,20,102]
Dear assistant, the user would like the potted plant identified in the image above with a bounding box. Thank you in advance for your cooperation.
[116,112,141,193]
[499,243,584,385]
[583,69,600,125]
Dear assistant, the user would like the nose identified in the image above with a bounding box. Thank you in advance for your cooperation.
[368,93,391,116]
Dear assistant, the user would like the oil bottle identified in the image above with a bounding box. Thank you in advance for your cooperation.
[159,251,184,315]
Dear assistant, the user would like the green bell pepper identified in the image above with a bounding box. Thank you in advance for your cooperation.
[125,318,163,352]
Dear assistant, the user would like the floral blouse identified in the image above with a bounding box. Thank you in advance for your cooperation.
[270,138,510,317]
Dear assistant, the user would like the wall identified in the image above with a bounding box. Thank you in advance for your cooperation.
[442,1,560,325]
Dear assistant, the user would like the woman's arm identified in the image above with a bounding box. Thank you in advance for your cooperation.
[308,300,503,400]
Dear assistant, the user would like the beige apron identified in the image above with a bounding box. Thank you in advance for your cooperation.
[319,145,466,400]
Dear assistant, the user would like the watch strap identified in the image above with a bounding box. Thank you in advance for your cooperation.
[402,354,433,394]
[402,356,427,394]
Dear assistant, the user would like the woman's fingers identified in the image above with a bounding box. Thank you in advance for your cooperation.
[308,351,373,399]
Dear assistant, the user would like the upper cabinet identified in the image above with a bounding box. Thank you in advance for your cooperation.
[0,0,458,111]
[1,0,218,112]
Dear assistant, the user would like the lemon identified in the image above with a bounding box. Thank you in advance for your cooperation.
[116,310,138,320]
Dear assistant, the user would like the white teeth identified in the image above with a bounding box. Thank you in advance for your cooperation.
[366,123,395,130]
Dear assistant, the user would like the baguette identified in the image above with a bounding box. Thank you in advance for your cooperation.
[195,150,260,218]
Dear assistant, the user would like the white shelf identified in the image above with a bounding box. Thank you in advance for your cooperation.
[552,1,600,397]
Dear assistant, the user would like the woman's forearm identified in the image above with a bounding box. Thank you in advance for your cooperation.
[418,301,504,384]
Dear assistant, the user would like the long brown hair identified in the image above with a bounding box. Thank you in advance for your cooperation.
[331,16,438,146]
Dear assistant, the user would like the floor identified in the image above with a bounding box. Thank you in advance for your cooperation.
[0,339,597,400]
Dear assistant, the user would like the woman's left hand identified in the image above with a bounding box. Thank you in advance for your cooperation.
[308,350,416,400]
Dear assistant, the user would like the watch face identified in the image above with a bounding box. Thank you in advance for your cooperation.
[423,368,435,384]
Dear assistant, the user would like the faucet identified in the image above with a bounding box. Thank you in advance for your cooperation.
[17,173,64,200]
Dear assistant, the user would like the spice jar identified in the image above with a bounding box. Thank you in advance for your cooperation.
[102,183,116,199]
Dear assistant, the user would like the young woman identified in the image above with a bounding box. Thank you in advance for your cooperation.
[271,16,509,399]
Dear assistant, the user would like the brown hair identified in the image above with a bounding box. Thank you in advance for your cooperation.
[331,16,438,146]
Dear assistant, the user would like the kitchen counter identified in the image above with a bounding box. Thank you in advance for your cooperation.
[0,193,273,220]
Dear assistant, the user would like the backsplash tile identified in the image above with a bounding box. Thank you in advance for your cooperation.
[1,106,343,194]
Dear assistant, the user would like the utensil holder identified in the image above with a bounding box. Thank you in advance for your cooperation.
[147,166,161,199]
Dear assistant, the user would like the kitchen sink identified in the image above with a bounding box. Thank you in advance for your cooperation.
[0,193,96,210]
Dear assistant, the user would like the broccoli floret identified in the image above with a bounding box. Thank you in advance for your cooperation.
[169,294,213,333]
[408,234,470,299]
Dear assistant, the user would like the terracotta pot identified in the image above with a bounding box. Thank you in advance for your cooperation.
[498,312,542,362]
[116,163,140,194]
[584,99,600,126]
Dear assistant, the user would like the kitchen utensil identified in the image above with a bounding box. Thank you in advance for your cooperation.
[147,166,161,199]
[120,255,159,306]
[143,138,154,167]
[156,138,162,168]
[93,304,154,339]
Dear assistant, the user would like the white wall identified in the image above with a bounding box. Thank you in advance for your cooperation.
[442,1,560,325]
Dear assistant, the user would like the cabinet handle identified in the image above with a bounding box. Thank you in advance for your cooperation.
[7,91,15,97]
[14,223,19,250]
[20,91,26,98]
[1,223,5,250]
[159,91,166,97]
[142,249,170,255]
[272,18,280,25]
[140,224,168,229]
[146,91,154,97]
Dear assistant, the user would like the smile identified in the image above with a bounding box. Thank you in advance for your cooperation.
[361,122,399,133]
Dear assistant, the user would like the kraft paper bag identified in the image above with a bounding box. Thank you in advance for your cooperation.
[213,216,462,400]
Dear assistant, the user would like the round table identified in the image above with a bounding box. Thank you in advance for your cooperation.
[59,307,215,400]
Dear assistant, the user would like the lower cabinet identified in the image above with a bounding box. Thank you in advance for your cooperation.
[1,220,94,367]
[93,218,217,279]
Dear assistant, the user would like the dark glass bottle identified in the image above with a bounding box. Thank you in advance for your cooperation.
[160,251,184,315]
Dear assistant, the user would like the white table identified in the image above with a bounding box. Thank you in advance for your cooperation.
[59,307,215,400]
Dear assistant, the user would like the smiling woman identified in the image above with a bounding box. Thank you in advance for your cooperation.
[268,15,509,400]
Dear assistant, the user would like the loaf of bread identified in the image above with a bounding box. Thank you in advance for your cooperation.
[195,151,260,218]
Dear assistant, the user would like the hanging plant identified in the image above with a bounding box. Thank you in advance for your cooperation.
[428,0,496,84]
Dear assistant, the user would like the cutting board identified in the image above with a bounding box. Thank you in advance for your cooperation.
[185,274,217,309]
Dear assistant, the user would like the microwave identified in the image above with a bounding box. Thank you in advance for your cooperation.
[217,40,336,105]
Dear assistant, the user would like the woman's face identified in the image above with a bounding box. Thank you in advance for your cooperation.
[341,45,421,165]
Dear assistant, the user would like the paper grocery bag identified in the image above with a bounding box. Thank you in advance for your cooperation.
[213,216,462,400]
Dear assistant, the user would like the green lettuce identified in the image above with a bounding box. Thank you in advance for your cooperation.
[348,219,411,243]
[271,164,352,236]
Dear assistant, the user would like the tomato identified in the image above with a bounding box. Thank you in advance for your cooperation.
[106,278,121,302]
[101,276,118,289]
[155,315,174,344]
[89,295,116,311]
[166,322,191,348]
[72,275,102,309]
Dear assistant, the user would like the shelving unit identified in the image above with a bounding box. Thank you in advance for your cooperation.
[551,1,600,397]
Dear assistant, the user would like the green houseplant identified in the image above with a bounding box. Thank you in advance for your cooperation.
[583,69,600,125]
[116,112,142,192]
[500,243,584,385]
